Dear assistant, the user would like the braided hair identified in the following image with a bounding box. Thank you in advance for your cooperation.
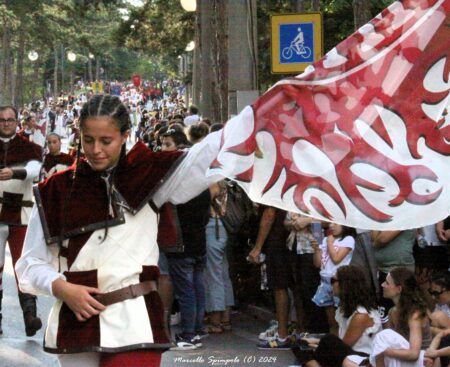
[60,95,131,244]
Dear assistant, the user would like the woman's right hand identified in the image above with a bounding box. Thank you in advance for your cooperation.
[247,247,262,264]
[52,278,106,322]
[302,337,320,348]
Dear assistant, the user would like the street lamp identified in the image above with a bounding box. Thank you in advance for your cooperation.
[185,41,195,52]
[28,51,39,61]
[67,51,77,62]
[89,53,94,59]
[180,0,196,11]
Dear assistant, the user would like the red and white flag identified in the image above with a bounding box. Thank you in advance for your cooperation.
[209,0,450,230]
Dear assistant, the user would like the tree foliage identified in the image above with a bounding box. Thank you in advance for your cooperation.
[1,0,399,105]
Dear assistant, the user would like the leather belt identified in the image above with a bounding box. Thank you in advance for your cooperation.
[93,281,157,306]
[0,196,34,207]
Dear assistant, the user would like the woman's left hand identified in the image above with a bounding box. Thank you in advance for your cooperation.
[302,337,320,348]
[425,349,438,359]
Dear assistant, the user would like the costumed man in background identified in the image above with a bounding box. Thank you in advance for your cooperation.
[0,105,43,336]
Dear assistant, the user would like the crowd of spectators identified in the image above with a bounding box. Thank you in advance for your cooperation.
[12,82,450,365]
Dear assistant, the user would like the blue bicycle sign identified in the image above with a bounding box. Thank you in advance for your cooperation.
[279,23,314,64]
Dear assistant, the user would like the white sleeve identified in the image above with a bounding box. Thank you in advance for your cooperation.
[337,236,356,250]
[15,205,64,297]
[25,160,42,180]
[152,130,223,207]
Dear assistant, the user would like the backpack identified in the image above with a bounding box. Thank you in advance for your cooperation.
[220,181,254,235]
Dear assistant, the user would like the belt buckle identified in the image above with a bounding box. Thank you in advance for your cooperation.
[129,284,137,298]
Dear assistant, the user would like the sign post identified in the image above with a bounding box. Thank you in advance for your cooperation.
[271,13,323,74]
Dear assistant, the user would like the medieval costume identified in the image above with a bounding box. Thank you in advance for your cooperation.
[16,135,220,363]
[42,152,74,179]
[0,134,43,336]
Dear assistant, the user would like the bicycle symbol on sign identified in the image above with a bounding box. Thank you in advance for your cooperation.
[281,27,312,60]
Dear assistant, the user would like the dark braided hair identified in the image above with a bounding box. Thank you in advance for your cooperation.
[79,94,131,134]
[390,267,430,339]
[60,95,131,244]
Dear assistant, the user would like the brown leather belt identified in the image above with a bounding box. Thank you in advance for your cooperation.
[0,196,34,207]
[93,281,157,306]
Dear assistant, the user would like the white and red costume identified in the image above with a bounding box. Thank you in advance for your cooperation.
[42,152,74,179]
[16,136,221,359]
[0,134,42,290]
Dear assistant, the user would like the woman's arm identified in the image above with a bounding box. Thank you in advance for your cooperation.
[327,236,353,264]
[371,230,401,248]
[248,207,276,263]
[425,329,450,359]
[15,205,64,296]
[342,312,374,347]
[384,312,423,361]
[312,239,321,268]
[52,278,106,322]
[16,205,106,322]
[436,221,447,242]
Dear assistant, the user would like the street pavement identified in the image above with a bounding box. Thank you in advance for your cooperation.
[0,248,299,367]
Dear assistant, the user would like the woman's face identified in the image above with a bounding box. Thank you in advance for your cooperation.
[330,223,343,237]
[382,273,402,300]
[429,282,450,306]
[81,116,128,171]
[161,136,177,152]
[47,135,61,155]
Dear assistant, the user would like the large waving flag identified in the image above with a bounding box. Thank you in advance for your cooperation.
[209,0,450,230]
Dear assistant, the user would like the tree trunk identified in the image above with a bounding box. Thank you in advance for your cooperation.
[292,0,305,12]
[199,0,214,119]
[60,44,65,94]
[95,58,100,80]
[213,0,228,123]
[30,62,39,102]
[9,52,15,106]
[227,0,258,116]
[0,26,5,103]
[311,0,320,11]
[0,25,13,105]
[88,57,93,82]
[70,70,74,95]
[192,6,201,107]
[54,45,59,100]
[15,33,26,107]
[353,0,372,29]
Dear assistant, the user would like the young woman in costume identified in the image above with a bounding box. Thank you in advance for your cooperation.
[16,94,217,367]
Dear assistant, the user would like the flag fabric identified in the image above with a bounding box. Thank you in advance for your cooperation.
[209,0,450,230]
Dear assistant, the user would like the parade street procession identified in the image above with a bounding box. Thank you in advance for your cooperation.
[0,0,449,366]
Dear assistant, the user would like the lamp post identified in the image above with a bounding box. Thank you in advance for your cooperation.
[183,41,195,106]
[185,41,195,52]
[28,51,39,101]
[28,51,39,62]
[180,0,196,11]
[66,51,81,95]
[67,51,77,62]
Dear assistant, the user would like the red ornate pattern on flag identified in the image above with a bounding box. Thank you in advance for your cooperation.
[212,0,450,229]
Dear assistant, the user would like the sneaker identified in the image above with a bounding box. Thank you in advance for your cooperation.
[257,335,292,350]
[258,320,278,341]
[194,329,209,341]
[170,312,181,326]
[170,333,202,351]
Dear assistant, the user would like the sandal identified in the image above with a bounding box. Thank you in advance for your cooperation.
[205,324,224,334]
[221,321,232,331]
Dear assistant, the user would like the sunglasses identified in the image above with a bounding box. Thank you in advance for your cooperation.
[428,289,446,297]
[331,278,339,285]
